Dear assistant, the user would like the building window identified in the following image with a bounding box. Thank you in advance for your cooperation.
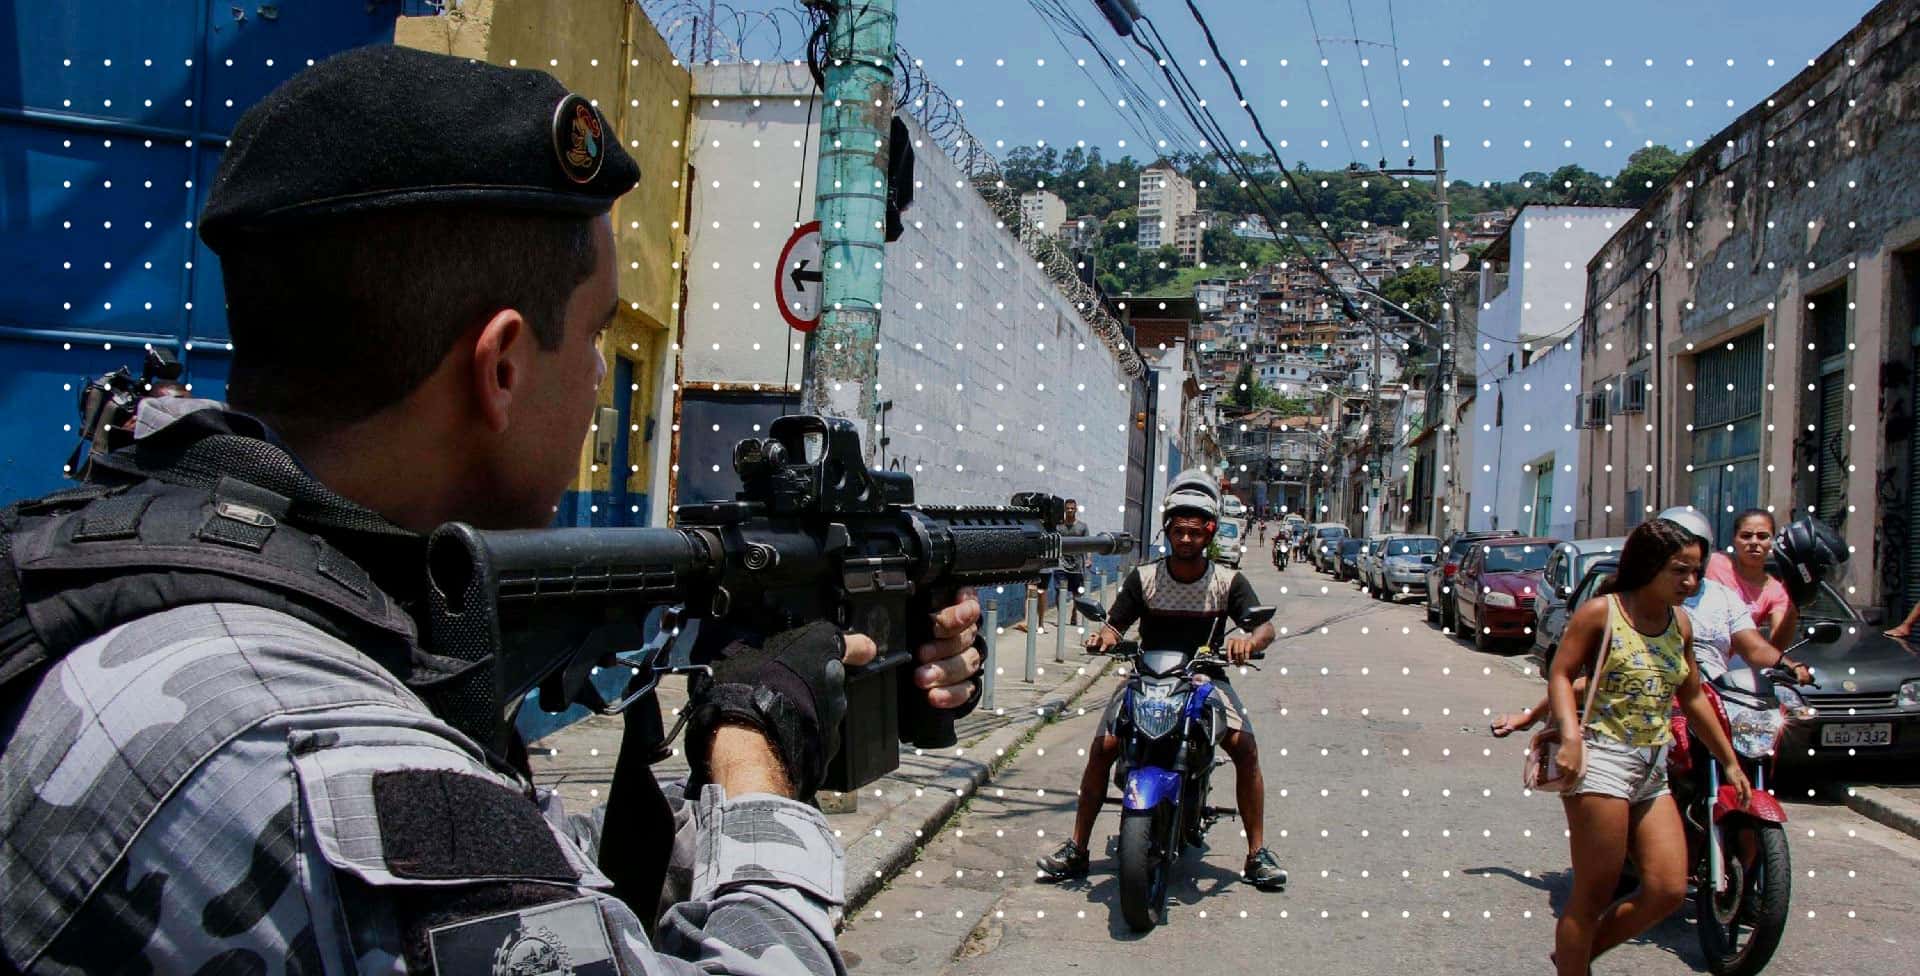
[1808,285,1849,530]
[1689,329,1764,545]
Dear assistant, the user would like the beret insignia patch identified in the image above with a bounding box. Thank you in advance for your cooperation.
[552,93,605,185]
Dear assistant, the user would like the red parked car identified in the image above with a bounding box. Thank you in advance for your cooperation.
[1450,536,1558,651]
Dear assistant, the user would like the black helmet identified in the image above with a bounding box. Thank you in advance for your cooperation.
[1769,516,1847,605]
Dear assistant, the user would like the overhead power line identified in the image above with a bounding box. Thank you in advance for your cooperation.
[1343,0,1388,164]
[1383,0,1414,152]
[1302,0,1359,165]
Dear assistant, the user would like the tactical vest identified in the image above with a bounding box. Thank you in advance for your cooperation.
[0,407,675,971]
[0,476,420,697]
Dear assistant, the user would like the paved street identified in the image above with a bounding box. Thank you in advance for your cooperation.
[839,554,1920,975]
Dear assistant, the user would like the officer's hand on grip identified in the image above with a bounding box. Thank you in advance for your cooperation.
[685,620,873,801]
[914,587,984,710]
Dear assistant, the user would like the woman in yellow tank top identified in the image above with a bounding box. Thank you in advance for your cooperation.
[1543,518,1752,976]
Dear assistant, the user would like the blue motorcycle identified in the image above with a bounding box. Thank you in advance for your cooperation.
[1075,598,1277,931]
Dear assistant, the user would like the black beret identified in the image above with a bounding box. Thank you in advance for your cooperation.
[199,44,639,252]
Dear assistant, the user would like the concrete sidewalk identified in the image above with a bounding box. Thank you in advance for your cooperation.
[529,617,1119,919]
[1837,784,1920,841]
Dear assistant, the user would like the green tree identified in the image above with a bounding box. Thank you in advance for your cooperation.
[1548,164,1608,204]
[1610,145,1686,208]
[1229,362,1259,409]
[1378,265,1444,324]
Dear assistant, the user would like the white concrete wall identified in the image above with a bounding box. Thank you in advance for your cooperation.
[1465,206,1630,542]
[1467,337,1583,540]
[680,63,1135,528]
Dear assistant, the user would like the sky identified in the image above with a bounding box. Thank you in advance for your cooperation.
[684,0,1882,183]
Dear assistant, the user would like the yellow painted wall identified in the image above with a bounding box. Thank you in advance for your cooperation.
[397,1,691,509]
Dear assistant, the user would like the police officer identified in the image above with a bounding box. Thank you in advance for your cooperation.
[0,45,984,974]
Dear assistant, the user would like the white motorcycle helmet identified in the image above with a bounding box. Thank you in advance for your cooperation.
[1162,469,1222,530]
[1655,504,1714,550]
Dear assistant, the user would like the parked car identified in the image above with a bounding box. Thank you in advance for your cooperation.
[1220,495,1248,520]
[1451,536,1558,651]
[1537,559,1617,669]
[1424,529,1521,630]
[1769,581,1920,769]
[1212,517,1246,569]
[1355,536,1392,589]
[1310,523,1349,573]
[1369,534,1440,600]
[1532,537,1628,661]
[1336,538,1366,581]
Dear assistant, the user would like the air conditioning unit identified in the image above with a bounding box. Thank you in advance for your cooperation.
[1579,391,1608,429]
[1622,371,1648,413]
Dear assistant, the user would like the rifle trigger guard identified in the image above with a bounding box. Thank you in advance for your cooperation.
[598,608,702,716]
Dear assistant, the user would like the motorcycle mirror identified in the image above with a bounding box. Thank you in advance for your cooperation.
[1240,605,1277,627]
[1806,620,1845,644]
[1074,596,1108,622]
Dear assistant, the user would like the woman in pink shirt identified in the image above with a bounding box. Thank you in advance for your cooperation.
[1706,508,1797,648]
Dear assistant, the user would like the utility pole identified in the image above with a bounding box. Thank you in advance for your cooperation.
[1378,134,1452,537]
[1430,134,1454,538]
[1368,313,1383,536]
[799,0,896,463]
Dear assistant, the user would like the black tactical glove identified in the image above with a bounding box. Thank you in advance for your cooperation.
[682,620,848,801]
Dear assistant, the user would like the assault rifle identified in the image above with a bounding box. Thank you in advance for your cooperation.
[421,414,1133,794]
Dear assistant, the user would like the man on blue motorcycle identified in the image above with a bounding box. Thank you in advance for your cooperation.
[1037,472,1288,890]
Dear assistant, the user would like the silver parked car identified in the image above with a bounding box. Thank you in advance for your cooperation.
[1532,536,1628,660]
[1309,523,1349,573]
[1368,534,1440,600]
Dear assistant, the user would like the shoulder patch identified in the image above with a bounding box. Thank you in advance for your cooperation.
[372,770,577,882]
[428,896,615,976]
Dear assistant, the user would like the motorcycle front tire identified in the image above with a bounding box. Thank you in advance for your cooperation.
[1118,806,1171,932]
[1696,818,1791,976]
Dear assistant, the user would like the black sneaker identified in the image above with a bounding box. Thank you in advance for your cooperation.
[1036,840,1089,881]
[1243,848,1287,890]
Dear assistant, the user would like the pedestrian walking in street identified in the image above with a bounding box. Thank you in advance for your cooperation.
[1706,508,1798,648]
[1056,498,1090,626]
[1541,518,1752,976]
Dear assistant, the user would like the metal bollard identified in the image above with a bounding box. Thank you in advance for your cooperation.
[1024,585,1039,683]
[1053,577,1069,664]
[981,597,998,711]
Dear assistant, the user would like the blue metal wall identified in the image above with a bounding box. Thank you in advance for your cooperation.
[1,1,403,503]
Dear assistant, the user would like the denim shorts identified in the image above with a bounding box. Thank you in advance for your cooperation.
[1570,730,1670,805]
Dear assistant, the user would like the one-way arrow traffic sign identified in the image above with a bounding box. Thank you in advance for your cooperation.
[789,259,823,293]
[775,221,824,332]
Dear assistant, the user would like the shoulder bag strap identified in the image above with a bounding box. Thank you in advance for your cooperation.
[1574,595,1617,727]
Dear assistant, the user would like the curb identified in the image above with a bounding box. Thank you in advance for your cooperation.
[1838,785,1920,842]
[840,656,1115,918]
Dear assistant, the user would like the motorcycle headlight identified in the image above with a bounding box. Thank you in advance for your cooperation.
[1483,590,1517,608]
[1726,701,1787,759]
[1774,684,1815,720]
[1900,680,1920,711]
[1132,693,1183,739]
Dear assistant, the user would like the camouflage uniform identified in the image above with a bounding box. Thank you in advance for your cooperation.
[0,404,848,975]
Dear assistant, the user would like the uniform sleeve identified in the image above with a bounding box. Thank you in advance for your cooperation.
[1106,567,1148,635]
[223,705,845,976]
